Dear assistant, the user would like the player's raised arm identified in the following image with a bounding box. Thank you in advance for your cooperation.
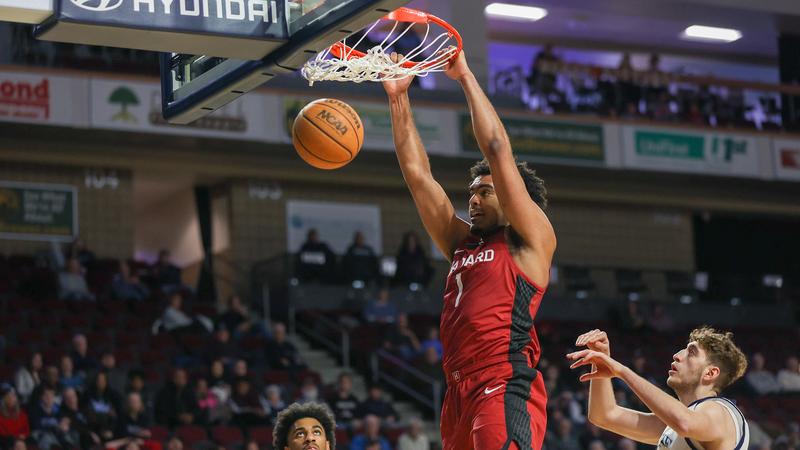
[445,51,555,260]
[570,330,666,445]
[383,54,469,261]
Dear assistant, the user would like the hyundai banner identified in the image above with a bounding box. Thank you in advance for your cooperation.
[34,0,288,59]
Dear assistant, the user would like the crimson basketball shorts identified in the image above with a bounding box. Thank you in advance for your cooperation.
[440,354,547,450]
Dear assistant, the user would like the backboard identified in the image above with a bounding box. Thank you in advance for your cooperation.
[161,0,411,124]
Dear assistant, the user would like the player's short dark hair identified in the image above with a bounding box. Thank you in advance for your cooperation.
[273,402,336,450]
[469,158,548,210]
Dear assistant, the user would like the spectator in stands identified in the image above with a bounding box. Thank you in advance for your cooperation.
[419,326,442,359]
[216,294,266,340]
[544,417,581,450]
[59,258,95,301]
[273,402,336,450]
[617,300,646,333]
[206,327,238,365]
[194,377,224,425]
[646,304,675,333]
[544,364,568,398]
[295,229,338,283]
[265,322,305,372]
[160,293,209,334]
[414,347,445,394]
[326,372,359,426]
[746,352,781,395]
[343,231,380,285]
[166,436,184,450]
[207,360,230,398]
[152,249,183,294]
[382,313,421,360]
[528,43,560,99]
[0,384,30,447]
[14,353,42,404]
[363,287,398,324]
[28,387,62,450]
[58,355,84,391]
[778,356,800,392]
[231,359,250,382]
[112,260,150,302]
[154,368,198,428]
[229,377,266,427]
[31,366,60,406]
[70,334,97,375]
[579,423,614,450]
[397,417,428,450]
[350,414,391,450]
[393,231,432,288]
[297,377,321,405]
[98,352,127,396]
[357,385,397,424]
[65,237,96,270]
[59,387,98,449]
[259,384,286,425]
[125,371,154,422]
[114,392,151,440]
[82,372,121,441]
[617,438,636,450]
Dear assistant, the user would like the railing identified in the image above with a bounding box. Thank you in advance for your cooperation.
[371,349,443,425]
[292,309,351,368]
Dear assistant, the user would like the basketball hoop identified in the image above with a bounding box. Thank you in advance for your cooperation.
[301,7,462,86]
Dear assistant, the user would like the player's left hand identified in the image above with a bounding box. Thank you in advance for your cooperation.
[444,48,470,81]
[566,349,625,382]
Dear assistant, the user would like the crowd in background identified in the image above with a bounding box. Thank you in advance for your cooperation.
[0,232,799,450]
[492,44,785,131]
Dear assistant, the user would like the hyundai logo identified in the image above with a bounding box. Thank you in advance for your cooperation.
[70,0,124,12]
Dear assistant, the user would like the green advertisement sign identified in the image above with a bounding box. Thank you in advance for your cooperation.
[0,182,77,241]
[460,115,604,161]
[635,131,705,159]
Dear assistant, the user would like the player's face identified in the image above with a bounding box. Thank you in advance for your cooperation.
[666,341,714,391]
[285,418,329,450]
[469,175,506,235]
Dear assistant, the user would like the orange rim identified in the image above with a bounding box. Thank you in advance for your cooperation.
[328,7,462,70]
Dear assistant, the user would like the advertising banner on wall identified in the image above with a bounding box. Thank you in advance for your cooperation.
[282,97,459,156]
[90,78,282,141]
[286,200,381,255]
[772,139,800,181]
[0,70,88,127]
[0,181,77,241]
[460,114,605,162]
[621,126,762,178]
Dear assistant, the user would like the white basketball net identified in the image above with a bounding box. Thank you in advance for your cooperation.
[301,16,458,86]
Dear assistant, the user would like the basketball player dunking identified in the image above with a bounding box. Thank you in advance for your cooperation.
[568,327,749,450]
[383,50,556,449]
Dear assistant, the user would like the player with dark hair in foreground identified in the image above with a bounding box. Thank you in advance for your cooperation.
[568,327,749,450]
[273,402,336,450]
[383,48,557,449]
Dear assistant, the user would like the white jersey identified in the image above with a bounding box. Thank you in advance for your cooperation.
[657,396,749,450]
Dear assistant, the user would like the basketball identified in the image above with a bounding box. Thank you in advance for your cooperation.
[292,98,364,170]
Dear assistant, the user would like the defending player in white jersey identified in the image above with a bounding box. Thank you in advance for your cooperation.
[567,327,749,450]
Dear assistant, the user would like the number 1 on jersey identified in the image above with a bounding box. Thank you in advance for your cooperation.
[455,272,463,307]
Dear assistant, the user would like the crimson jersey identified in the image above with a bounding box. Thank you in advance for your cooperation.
[441,229,546,375]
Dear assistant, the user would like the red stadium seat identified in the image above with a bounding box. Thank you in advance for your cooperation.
[264,370,290,385]
[211,425,244,446]
[175,425,208,447]
[247,426,273,445]
[335,428,350,447]
[149,425,170,442]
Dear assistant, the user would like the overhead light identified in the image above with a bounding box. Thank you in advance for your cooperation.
[485,3,548,21]
[681,25,742,43]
